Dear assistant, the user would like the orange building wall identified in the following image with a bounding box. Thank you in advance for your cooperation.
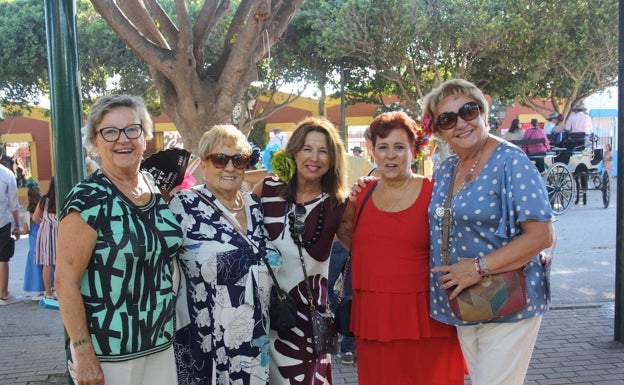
[0,115,53,181]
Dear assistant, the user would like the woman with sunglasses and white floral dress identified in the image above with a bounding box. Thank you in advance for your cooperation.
[168,124,280,385]
[422,79,555,385]
[253,116,350,385]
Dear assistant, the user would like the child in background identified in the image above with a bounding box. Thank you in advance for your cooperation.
[33,176,58,300]
[22,179,45,300]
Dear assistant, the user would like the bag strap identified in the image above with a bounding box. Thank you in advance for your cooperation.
[192,189,285,293]
[441,165,458,266]
[337,181,378,301]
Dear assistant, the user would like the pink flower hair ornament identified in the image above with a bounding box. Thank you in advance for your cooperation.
[420,113,434,136]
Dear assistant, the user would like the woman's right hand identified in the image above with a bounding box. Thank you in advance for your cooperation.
[73,347,105,385]
[349,176,375,201]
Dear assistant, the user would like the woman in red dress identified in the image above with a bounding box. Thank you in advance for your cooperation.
[350,111,465,385]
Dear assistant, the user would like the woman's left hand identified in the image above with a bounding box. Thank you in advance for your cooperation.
[432,258,482,300]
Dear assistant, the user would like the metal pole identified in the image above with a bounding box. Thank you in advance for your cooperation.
[44,0,84,206]
[614,0,624,342]
[44,1,83,382]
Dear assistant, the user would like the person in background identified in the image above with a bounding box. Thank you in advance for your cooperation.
[33,176,58,300]
[347,111,465,385]
[520,118,550,173]
[351,146,363,158]
[422,79,554,385]
[55,94,183,385]
[168,124,279,385]
[268,126,288,150]
[327,241,356,365]
[544,112,559,135]
[15,167,27,187]
[565,104,592,135]
[253,116,350,385]
[546,113,565,146]
[603,143,614,177]
[0,145,20,306]
[503,118,523,141]
[22,179,45,300]
[0,144,15,173]
[327,152,374,366]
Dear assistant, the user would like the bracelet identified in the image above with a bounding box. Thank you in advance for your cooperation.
[72,338,92,348]
[473,257,485,278]
[477,256,491,277]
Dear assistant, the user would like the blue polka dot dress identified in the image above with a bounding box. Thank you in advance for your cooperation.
[429,141,553,325]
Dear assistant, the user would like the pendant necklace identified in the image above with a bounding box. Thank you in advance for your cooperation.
[105,170,146,204]
[456,138,489,190]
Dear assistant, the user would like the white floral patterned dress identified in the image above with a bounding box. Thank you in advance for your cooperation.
[169,186,280,385]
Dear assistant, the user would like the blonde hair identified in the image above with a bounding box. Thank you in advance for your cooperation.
[422,79,489,136]
[197,124,251,160]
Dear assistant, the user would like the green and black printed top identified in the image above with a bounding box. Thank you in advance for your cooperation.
[59,170,183,362]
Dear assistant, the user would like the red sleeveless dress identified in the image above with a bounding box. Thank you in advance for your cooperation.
[351,178,465,385]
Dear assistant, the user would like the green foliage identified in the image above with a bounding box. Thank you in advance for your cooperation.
[318,0,618,116]
[247,120,266,148]
[0,0,159,113]
[1,0,617,124]
[0,0,48,106]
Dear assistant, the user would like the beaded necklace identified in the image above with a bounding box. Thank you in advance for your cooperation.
[288,199,326,248]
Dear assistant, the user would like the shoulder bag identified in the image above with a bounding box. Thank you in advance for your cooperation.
[294,239,339,355]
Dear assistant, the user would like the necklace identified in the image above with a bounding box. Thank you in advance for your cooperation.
[288,199,326,248]
[457,138,489,189]
[207,186,244,212]
[104,170,146,204]
[223,199,244,212]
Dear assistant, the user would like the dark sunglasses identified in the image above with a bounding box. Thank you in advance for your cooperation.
[289,204,307,236]
[204,153,250,170]
[436,102,480,130]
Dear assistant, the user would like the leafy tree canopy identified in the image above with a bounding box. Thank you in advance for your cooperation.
[0,0,158,113]
[321,0,618,119]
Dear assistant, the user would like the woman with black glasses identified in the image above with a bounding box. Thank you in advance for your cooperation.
[422,79,554,385]
[56,95,183,385]
[168,124,279,385]
[253,116,350,385]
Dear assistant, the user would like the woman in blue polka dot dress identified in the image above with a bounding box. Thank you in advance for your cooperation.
[422,79,555,385]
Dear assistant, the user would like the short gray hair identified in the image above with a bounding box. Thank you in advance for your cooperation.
[82,95,154,155]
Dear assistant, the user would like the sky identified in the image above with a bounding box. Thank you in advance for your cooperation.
[585,86,618,110]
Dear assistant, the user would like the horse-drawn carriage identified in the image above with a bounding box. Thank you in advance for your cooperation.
[511,131,611,215]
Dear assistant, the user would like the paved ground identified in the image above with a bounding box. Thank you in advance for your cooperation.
[1,179,623,384]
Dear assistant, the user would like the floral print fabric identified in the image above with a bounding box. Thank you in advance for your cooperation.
[169,187,279,385]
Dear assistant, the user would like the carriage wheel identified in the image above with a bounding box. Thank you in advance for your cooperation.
[602,171,610,208]
[544,163,574,215]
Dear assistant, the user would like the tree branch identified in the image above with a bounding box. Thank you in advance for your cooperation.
[144,0,178,44]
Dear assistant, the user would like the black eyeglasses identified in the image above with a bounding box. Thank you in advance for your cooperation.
[289,204,307,236]
[204,153,251,170]
[97,124,143,142]
[436,102,480,130]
